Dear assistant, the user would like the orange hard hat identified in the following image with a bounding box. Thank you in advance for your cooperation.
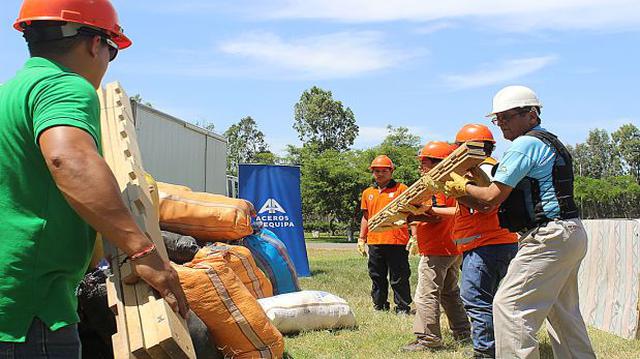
[417,141,455,160]
[455,124,495,143]
[14,0,132,49]
[369,155,395,170]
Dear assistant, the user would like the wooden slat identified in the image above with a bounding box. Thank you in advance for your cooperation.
[99,81,196,359]
[104,240,133,359]
[368,141,487,232]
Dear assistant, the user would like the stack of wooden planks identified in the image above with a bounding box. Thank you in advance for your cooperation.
[98,82,196,359]
[368,141,487,233]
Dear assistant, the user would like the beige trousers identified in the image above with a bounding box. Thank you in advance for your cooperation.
[413,254,470,342]
[494,219,596,359]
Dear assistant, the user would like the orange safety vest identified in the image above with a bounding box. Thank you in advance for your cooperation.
[452,158,518,252]
[361,181,410,245]
[415,193,460,256]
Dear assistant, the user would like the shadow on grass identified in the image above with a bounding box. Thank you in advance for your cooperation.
[309,269,327,276]
[282,351,294,359]
[283,326,360,339]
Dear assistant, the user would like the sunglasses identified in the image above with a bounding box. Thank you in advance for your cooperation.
[77,28,119,62]
[491,109,531,125]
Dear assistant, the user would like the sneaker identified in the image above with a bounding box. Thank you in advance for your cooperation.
[473,349,495,359]
[373,303,390,311]
[394,307,416,315]
[401,339,443,352]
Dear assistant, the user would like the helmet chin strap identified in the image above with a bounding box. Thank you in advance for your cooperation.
[22,22,87,43]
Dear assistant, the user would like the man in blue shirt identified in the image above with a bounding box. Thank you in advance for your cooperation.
[444,86,595,359]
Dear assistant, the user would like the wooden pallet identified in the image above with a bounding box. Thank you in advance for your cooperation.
[98,82,196,359]
[368,141,487,233]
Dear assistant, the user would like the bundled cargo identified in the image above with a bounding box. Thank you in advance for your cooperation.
[241,229,300,295]
[161,231,201,264]
[174,258,284,359]
[157,181,192,193]
[158,186,253,242]
[193,244,273,299]
[258,291,357,334]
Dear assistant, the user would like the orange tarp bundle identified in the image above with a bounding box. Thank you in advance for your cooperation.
[157,181,192,193]
[193,244,273,299]
[158,186,253,242]
[174,258,284,359]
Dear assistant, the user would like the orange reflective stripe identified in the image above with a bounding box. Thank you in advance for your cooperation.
[452,204,517,252]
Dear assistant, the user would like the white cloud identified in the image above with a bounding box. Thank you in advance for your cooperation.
[219,31,414,79]
[442,56,557,89]
[414,22,456,35]
[265,0,640,31]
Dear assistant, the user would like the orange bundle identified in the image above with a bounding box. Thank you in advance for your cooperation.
[158,188,253,242]
[193,244,273,299]
[174,258,284,359]
[157,181,192,193]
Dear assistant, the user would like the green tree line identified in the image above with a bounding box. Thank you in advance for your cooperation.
[569,124,640,218]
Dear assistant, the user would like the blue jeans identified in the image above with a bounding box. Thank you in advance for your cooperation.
[0,318,81,359]
[460,243,517,357]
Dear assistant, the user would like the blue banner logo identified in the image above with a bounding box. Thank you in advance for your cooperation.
[238,164,311,277]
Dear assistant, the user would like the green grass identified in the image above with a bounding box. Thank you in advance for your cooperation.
[304,233,352,244]
[284,249,640,359]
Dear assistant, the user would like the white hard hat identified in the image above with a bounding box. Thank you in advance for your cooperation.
[488,85,542,117]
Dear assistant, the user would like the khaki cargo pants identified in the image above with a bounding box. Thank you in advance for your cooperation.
[413,254,470,343]
[493,218,596,359]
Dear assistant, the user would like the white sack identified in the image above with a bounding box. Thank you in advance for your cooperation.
[257,290,356,334]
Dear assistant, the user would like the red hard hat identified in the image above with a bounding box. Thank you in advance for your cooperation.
[369,155,395,170]
[14,0,132,49]
[417,141,455,160]
[455,124,495,143]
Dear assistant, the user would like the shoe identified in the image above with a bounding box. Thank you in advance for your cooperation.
[373,303,390,311]
[401,339,443,352]
[394,307,415,315]
[472,349,495,358]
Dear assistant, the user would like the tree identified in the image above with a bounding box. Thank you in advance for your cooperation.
[381,125,421,148]
[130,94,153,107]
[569,129,621,179]
[223,116,269,175]
[612,123,640,182]
[293,86,359,152]
[299,147,369,238]
[254,151,279,165]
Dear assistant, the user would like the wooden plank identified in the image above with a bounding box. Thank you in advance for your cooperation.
[152,299,196,359]
[104,240,132,359]
[368,141,487,232]
[135,281,168,358]
[100,82,195,359]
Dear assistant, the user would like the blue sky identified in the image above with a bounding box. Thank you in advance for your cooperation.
[2,0,639,158]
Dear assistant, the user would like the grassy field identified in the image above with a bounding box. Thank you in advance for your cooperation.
[304,233,352,244]
[284,249,640,359]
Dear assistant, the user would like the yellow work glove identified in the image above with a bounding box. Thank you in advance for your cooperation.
[468,167,491,187]
[357,237,367,257]
[444,172,473,198]
[406,235,419,256]
[424,176,446,193]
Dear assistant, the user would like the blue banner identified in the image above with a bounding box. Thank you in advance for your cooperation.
[238,164,311,277]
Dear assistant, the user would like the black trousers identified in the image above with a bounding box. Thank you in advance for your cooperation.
[367,244,412,311]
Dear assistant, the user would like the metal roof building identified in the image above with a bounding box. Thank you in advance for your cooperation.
[131,102,227,195]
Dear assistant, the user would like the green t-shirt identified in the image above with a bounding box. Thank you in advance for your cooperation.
[0,57,101,342]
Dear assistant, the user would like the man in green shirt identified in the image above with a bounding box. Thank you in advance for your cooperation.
[0,1,188,357]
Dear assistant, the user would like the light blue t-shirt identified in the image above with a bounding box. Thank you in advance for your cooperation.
[493,125,563,218]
